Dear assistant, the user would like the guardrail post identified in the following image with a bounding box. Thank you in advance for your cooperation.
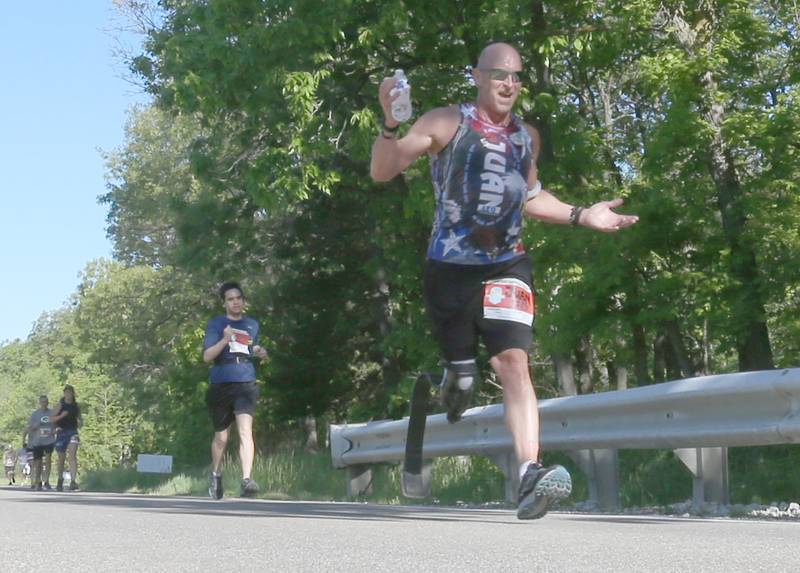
[488,451,519,503]
[674,447,729,511]
[568,449,620,511]
[346,464,373,497]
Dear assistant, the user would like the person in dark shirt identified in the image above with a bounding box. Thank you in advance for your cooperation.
[50,384,82,491]
[370,42,638,519]
[203,281,267,499]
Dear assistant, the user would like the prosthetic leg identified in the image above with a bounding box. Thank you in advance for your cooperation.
[402,373,433,498]
[439,359,479,423]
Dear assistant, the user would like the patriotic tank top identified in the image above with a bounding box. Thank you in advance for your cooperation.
[427,103,533,265]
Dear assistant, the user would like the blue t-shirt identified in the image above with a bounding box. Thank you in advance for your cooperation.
[203,315,260,383]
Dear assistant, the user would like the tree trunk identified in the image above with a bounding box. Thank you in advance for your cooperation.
[632,322,651,385]
[653,332,667,383]
[552,352,578,396]
[664,319,693,379]
[703,80,774,371]
[527,0,556,164]
[615,363,629,391]
[668,4,774,372]
[578,336,594,394]
[596,359,610,391]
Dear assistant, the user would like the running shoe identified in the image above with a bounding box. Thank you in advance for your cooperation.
[516,463,572,520]
[240,478,260,498]
[43,482,52,491]
[209,472,223,500]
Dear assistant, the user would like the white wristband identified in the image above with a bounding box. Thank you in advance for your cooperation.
[527,180,542,201]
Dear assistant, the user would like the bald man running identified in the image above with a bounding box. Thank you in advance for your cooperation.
[371,42,638,519]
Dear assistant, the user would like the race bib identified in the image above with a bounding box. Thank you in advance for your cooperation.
[69,434,80,445]
[228,328,252,355]
[483,278,535,325]
[39,427,52,438]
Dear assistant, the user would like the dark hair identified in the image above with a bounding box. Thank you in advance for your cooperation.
[64,384,75,395]
[219,281,244,301]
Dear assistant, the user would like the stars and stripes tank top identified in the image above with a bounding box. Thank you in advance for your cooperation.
[427,103,533,265]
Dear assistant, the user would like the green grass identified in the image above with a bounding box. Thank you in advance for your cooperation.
[83,450,511,504]
[82,445,800,508]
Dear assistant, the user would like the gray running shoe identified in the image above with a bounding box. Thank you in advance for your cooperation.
[209,472,223,500]
[240,478,260,498]
[517,463,572,520]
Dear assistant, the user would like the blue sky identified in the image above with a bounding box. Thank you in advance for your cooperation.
[0,3,150,342]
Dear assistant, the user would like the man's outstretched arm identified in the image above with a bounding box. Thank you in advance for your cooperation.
[522,125,638,231]
[525,191,638,231]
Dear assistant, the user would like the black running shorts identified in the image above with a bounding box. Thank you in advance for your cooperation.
[423,255,535,361]
[31,444,54,460]
[206,381,259,432]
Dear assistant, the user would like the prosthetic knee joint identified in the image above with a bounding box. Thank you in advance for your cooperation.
[440,359,479,424]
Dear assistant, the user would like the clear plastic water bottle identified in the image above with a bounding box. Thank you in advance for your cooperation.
[390,69,412,123]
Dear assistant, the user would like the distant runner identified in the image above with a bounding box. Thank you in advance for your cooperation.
[19,447,31,485]
[4,445,17,485]
[23,395,56,491]
[50,385,83,491]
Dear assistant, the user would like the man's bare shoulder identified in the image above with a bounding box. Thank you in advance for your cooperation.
[415,105,461,153]
[521,121,542,160]
[426,104,461,119]
[520,121,540,138]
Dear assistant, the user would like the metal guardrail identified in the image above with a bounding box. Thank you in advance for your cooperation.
[330,368,800,508]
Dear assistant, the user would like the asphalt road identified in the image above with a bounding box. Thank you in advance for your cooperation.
[1,486,797,572]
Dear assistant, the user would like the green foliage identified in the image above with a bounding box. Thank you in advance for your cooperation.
[729,445,800,504]
[3,0,800,508]
[618,450,693,507]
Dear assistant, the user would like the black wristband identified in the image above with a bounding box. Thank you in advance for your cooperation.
[381,130,398,140]
[382,121,400,133]
[570,206,585,226]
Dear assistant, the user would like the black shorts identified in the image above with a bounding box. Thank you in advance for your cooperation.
[423,255,535,361]
[207,381,259,432]
[31,444,54,460]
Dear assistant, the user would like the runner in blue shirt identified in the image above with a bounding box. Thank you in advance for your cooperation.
[203,281,267,499]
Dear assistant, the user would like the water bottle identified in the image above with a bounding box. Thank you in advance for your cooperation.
[390,69,412,123]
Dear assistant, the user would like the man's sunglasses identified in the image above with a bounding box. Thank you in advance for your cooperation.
[479,68,526,83]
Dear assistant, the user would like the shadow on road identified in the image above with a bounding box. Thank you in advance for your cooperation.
[2,487,526,525]
[560,515,691,525]
[3,488,715,526]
